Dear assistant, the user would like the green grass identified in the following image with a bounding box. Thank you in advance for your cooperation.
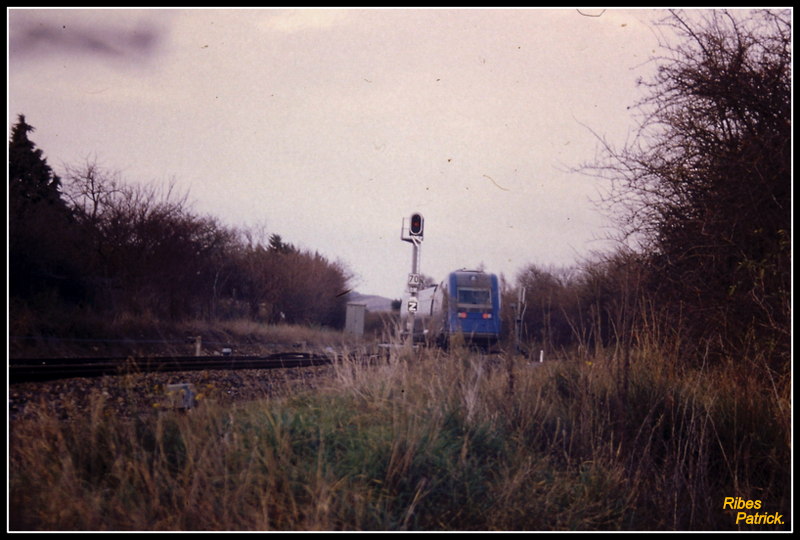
[9,339,791,531]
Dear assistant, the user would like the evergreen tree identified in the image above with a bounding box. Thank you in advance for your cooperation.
[8,115,85,303]
[9,115,65,210]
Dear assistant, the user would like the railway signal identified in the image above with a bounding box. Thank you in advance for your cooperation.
[409,213,424,237]
[401,212,424,244]
[401,213,425,344]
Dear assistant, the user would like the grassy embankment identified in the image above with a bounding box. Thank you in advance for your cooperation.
[9,323,791,531]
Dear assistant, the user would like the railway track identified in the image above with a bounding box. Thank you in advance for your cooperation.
[9,352,338,384]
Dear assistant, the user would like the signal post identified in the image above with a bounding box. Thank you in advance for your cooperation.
[401,213,424,343]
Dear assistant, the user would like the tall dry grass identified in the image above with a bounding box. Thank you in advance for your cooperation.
[9,333,790,531]
[10,314,363,359]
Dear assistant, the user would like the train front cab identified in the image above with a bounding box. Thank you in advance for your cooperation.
[445,270,501,347]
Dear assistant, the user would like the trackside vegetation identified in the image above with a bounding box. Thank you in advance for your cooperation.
[9,334,790,531]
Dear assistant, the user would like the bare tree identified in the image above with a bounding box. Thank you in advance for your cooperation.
[583,9,790,363]
[62,158,124,227]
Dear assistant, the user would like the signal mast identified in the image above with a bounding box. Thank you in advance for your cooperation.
[401,213,424,342]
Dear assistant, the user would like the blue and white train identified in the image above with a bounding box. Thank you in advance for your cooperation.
[402,269,502,348]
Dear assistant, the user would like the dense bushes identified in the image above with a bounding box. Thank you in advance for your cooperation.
[512,10,790,377]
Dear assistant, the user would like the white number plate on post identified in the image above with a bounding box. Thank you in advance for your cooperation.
[407,298,418,313]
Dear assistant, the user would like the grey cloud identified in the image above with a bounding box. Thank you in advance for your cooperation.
[9,10,167,63]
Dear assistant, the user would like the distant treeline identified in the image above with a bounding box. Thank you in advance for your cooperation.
[9,115,350,335]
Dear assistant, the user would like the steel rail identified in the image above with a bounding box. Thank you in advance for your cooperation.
[9,352,336,384]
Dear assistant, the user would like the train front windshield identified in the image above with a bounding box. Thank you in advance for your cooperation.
[457,288,492,307]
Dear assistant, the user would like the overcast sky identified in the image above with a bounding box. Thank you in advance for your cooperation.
[8,8,675,299]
